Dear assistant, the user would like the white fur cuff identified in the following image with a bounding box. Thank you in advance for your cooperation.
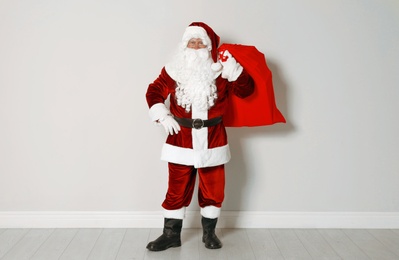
[163,207,186,219]
[222,61,243,82]
[201,206,221,219]
[149,103,170,122]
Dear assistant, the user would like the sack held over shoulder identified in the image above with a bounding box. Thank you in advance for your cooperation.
[219,43,286,127]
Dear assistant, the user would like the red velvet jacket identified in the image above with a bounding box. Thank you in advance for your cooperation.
[146,67,254,168]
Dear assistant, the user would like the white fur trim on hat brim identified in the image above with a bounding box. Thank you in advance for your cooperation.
[182,26,212,51]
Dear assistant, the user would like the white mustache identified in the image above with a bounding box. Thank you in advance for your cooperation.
[184,48,210,61]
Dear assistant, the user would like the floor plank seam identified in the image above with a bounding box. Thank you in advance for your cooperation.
[316,229,343,260]
[244,229,256,259]
[293,229,314,259]
[86,228,104,259]
[269,229,286,260]
[114,228,128,259]
[57,228,79,260]
[342,229,372,260]
[30,228,56,259]
[366,229,399,258]
[1,228,30,259]
[272,230,285,260]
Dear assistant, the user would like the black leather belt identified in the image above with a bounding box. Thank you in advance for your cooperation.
[174,116,222,129]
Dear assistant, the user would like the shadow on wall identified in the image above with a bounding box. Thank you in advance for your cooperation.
[223,59,294,221]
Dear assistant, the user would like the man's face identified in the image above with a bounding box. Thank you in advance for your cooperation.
[187,38,207,49]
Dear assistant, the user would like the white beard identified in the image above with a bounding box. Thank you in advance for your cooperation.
[168,48,218,113]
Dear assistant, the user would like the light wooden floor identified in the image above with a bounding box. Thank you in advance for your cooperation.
[0,228,399,259]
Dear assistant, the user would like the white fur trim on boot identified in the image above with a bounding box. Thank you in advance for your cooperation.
[163,207,186,219]
[201,206,221,219]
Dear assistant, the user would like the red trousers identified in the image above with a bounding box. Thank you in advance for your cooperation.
[162,163,225,210]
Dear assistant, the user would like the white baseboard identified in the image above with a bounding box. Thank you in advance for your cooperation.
[1,211,399,229]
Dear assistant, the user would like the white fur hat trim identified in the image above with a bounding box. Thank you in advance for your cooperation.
[182,26,212,51]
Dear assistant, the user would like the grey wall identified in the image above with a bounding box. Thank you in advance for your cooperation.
[1,0,398,215]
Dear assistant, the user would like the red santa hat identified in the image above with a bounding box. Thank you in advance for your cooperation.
[182,22,220,63]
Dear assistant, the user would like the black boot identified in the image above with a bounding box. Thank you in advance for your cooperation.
[146,218,182,251]
[201,216,222,249]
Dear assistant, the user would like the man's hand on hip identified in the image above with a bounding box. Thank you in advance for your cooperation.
[159,115,181,135]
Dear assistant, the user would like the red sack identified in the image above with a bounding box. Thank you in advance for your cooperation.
[219,44,286,127]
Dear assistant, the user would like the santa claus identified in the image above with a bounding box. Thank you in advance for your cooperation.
[145,22,254,251]
[146,22,285,251]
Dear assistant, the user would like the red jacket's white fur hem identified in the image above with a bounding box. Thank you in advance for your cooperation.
[161,143,231,168]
